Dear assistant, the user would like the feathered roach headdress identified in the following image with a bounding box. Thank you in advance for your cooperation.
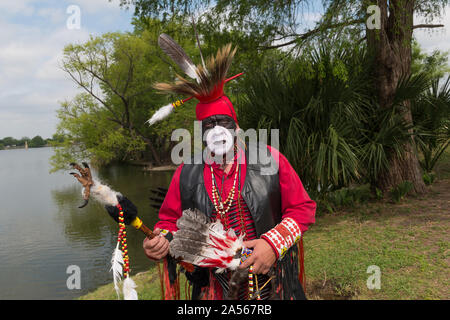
[147,33,243,125]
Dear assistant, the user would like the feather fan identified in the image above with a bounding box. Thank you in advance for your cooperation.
[169,208,246,273]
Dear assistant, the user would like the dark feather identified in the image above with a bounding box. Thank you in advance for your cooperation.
[176,208,211,231]
[154,44,236,99]
[158,33,199,81]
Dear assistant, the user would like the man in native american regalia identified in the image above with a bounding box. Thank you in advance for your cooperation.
[141,34,316,300]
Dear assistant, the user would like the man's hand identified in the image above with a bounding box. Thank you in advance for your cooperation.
[239,239,276,274]
[143,228,169,261]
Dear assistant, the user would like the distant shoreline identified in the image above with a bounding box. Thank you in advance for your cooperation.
[0,144,51,150]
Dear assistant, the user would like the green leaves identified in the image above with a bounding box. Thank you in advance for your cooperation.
[238,40,447,200]
[239,43,371,194]
[53,25,200,170]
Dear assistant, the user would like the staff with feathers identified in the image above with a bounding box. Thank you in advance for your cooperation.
[68,161,247,299]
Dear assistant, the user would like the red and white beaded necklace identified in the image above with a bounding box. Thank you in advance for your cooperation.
[210,162,239,220]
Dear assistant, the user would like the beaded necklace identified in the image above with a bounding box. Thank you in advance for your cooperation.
[210,162,239,220]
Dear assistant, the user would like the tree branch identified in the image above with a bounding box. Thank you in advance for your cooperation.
[412,24,444,30]
[258,18,365,49]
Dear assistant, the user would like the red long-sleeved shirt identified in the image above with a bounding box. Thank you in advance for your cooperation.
[154,146,316,237]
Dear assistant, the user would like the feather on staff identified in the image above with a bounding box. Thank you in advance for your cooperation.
[111,242,124,299]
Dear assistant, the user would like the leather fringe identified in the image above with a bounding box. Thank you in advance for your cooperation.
[159,259,181,300]
[298,237,306,293]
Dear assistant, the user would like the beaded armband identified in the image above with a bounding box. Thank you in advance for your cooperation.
[261,217,302,259]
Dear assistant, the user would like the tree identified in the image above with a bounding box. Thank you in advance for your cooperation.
[117,0,449,194]
[30,135,46,147]
[61,32,165,164]
[51,93,147,171]
[2,137,17,146]
[55,26,199,170]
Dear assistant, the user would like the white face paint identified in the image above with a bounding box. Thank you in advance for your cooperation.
[205,125,234,157]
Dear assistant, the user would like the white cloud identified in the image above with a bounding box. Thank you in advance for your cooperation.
[0,0,35,16]
[36,7,66,24]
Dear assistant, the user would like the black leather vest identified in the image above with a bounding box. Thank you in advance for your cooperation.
[178,143,306,300]
[179,143,281,237]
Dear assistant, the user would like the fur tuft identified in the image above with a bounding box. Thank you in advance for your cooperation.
[90,179,121,206]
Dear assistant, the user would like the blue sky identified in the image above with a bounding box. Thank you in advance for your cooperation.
[0,1,448,140]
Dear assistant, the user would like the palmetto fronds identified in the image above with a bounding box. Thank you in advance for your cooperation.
[239,43,437,196]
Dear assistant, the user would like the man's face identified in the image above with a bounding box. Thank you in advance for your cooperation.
[202,115,237,158]
[202,114,237,132]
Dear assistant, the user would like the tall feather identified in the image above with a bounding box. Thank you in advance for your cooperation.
[110,242,124,299]
[191,16,206,70]
[170,208,245,273]
[158,33,200,82]
[123,277,138,300]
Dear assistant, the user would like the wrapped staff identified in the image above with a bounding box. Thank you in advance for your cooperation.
[69,162,154,300]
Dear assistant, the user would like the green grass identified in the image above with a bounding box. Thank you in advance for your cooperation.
[78,266,190,300]
[303,175,450,300]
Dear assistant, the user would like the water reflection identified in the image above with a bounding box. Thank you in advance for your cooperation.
[0,147,174,299]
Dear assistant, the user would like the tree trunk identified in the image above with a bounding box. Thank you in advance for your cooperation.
[366,0,426,194]
[142,136,162,166]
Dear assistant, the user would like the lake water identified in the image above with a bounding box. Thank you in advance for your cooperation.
[0,147,173,299]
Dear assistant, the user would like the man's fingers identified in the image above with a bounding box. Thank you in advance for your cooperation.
[143,236,162,250]
[251,260,263,274]
[151,237,167,252]
[155,240,169,257]
[143,229,169,261]
[243,240,257,248]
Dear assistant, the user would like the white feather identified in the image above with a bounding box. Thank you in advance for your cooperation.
[110,242,124,299]
[146,103,174,126]
[123,277,138,300]
[183,61,201,83]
